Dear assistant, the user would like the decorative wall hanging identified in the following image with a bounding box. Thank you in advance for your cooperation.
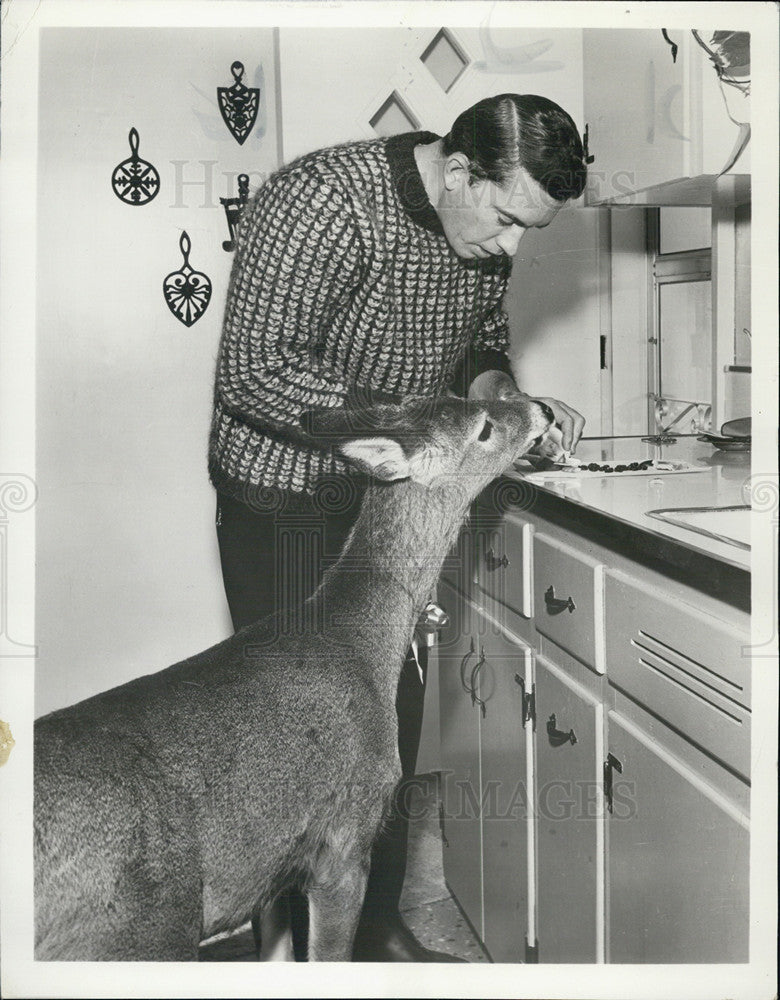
[692,30,750,174]
[659,30,750,174]
[163,232,212,327]
[217,62,260,145]
[111,128,160,205]
[220,174,251,251]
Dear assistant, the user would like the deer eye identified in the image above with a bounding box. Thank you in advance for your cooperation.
[478,418,494,442]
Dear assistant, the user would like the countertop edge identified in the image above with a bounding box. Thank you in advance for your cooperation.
[478,475,751,614]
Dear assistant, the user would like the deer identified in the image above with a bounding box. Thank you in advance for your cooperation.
[34,393,552,961]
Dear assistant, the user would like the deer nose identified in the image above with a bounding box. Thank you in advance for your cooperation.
[533,400,556,426]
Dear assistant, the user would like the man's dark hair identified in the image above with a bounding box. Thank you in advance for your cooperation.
[442,93,586,201]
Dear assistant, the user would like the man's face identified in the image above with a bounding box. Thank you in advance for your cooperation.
[437,160,563,260]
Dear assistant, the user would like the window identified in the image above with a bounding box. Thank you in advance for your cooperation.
[419,29,468,93]
[648,209,713,435]
[369,92,419,137]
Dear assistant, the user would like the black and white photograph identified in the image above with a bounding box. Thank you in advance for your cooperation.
[0,1,777,998]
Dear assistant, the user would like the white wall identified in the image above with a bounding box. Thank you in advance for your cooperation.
[36,28,280,716]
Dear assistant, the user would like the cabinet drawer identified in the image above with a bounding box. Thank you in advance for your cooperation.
[474,514,533,620]
[439,523,477,596]
[533,533,605,674]
[605,570,750,778]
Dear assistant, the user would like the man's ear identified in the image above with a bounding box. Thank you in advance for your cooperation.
[338,438,411,481]
[442,152,472,192]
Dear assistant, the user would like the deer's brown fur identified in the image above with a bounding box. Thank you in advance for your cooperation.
[34,395,551,961]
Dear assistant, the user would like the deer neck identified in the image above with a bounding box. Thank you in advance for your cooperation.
[313,477,470,689]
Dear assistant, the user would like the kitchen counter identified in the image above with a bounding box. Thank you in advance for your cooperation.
[494,435,751,609]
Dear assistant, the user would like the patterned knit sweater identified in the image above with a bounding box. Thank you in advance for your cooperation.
[208,130,515,499]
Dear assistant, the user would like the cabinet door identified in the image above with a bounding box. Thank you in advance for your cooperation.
[437,580,483,935]
[583,28,747,204]
[584,29,690,202]
[477,625,532,962]
[606,712,749,963]
[534,653,604,963]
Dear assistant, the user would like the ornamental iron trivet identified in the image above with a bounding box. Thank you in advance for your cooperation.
[163,232,212,327]
[217,62,259,145]
[220,173,251,251]
[111,128,160,205]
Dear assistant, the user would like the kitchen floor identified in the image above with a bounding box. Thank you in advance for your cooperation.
[199,773,489,963]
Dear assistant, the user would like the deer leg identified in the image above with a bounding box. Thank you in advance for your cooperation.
[306,850,370,962]
[254,894,294,962]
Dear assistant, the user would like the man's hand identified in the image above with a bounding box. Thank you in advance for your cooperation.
[533,397,586,454]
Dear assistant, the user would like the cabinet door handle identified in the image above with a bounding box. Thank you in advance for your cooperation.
[485,547,509,571]
[603,752,624,813]
[661,28,678,63]
[514,673,536,730]
[470,649,487,718]
[544,585,576,615]
[459,643,478,694]
[583,122,595,165]
[546,713,577,747]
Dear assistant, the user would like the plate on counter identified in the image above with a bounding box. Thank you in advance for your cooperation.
[514,458,710,482]
[697,434,751,452]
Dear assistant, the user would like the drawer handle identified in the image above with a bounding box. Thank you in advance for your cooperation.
[546,713,577,747]
[459,643,478,694]
[485,547,509,571]
[470,649,487,718]
[544,585,576,615]
[603,752,624,814]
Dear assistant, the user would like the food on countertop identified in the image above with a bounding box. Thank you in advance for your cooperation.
[581,459,655,473]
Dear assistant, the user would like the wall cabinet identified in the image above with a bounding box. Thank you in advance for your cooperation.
[435,491,750,964]
[583,28,750,206]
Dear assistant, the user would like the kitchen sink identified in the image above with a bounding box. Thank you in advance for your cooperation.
[646,505,751,550]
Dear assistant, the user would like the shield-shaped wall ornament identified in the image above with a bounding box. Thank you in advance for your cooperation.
[111,128,160,205]
[163,232,212,327]
[217,62,260,145]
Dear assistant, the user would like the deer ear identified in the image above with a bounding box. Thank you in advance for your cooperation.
[338,437,412,481]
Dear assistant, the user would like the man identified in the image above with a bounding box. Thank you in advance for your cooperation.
[209,93,586,961]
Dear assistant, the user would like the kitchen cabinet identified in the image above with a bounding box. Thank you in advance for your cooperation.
[437,580,535,961]
[534,652,604,963]
[478,620,534,963]
[583,28,750,206]
[533,533,605,675]
[606,711,749,963]
[437,579,484,937]
[435,466,751,964]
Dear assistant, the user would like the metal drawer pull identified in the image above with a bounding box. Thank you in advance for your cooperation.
[485,547,509,571]
[470,649,487,718]
[514,674,536,729]
[546,713,577,747]
[603,752,624,813]
[544,585,576,615]
[459,643,478,694]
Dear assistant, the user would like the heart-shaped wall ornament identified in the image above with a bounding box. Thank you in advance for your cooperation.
[163,232,212,327]
[111,128,160,205]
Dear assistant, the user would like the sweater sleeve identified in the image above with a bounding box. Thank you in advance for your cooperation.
[448,263,515,397]
[215,169,363,436]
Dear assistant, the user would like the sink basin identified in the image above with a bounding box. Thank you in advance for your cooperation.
[646,505,751,550]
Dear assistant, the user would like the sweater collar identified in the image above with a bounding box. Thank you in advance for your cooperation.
[385,131,445,235]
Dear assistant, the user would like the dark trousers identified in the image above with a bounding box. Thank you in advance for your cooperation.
[215,489,427,953]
